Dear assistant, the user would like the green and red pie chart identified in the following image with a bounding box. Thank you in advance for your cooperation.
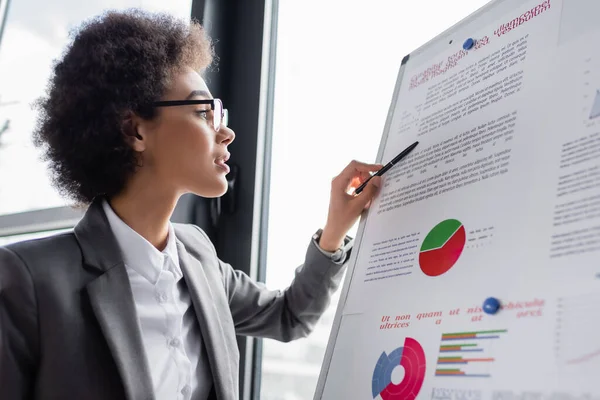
[419,219,466,276]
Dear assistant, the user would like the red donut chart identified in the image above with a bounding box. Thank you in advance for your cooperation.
[372,338,426,400]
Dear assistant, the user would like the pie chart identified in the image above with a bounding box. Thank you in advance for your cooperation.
[419,219,466,276]
[371,338,426,400]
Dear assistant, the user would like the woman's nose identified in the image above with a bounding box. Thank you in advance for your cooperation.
[219,125,235,145]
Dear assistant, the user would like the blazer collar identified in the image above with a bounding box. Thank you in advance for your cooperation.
[75,197,155,400]
[174,226,238,400]
[74,197,123,272]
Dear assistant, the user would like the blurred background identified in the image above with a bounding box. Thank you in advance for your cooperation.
[0,0,489,398]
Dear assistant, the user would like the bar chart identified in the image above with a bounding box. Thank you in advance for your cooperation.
[435,329,508,378]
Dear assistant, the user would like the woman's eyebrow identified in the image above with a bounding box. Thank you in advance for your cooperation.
[185,90,211,99]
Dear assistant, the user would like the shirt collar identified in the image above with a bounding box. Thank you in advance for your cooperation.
[102,199,181,284]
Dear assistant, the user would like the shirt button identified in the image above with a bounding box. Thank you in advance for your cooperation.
[169,337,181,348]
[181,385,191,396]
[156,292,168,304]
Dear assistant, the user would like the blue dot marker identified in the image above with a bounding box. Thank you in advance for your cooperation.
[482,297,501,315]
[463,38,475,50]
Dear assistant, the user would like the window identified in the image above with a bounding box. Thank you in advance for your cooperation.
[260,1,490,399]
[0,228,73,246]
[0,0,192,216]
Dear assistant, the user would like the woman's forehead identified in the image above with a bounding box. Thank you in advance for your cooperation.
[167,68,211,99]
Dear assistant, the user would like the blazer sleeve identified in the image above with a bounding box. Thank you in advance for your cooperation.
[0,246,39,399]
[193,226,349,342]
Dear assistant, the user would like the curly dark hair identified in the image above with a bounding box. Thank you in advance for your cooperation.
[33,9,214,204]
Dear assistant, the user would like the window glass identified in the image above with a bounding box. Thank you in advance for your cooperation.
[260,1,490,399]
[0,228,73,246]
[0,0,192,215]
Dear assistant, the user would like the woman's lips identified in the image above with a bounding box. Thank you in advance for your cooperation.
[215,158,230,173]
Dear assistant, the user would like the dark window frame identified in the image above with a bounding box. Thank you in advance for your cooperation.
[190,1,278,399]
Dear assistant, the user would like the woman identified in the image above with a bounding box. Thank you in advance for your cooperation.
[0,9,382,400]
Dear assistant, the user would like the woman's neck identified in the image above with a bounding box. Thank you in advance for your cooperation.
[108,177,180,251]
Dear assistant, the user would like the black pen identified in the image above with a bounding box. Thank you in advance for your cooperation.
[354,141,419,195]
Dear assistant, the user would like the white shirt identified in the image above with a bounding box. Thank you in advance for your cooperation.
[102,200,212,400]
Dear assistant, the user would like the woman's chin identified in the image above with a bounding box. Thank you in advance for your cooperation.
[193,180,228,198]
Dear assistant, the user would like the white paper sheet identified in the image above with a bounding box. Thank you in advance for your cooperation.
[320,0,600,397]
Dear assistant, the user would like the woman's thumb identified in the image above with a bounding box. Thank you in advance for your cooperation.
[359,176,382,203]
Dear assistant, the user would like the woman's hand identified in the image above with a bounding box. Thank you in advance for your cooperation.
[319,160,383,252]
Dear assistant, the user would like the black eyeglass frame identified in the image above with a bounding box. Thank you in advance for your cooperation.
[152,98,228,131]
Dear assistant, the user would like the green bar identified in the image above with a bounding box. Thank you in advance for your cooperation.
[440,344,478,348]
[435,368,461,372]
[420,219,463,251]
[438,356,463,360]
[442,329,508,336]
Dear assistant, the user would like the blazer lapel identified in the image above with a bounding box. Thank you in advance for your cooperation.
[176,240,235,400]
[86,265,155,400]
[74,198,155,400]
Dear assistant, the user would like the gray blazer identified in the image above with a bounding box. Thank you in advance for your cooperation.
[0,199,348,400]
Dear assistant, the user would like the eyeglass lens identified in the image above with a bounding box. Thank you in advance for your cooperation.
[213,99,229,131]
[222,109,229,128]
[213,99,222,131]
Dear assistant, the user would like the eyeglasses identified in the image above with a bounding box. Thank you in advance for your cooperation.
[152,98,228,131]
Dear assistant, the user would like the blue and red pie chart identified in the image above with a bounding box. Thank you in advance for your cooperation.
[372,338,426,400]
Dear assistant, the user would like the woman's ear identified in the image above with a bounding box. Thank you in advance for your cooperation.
[121,111,146,152]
